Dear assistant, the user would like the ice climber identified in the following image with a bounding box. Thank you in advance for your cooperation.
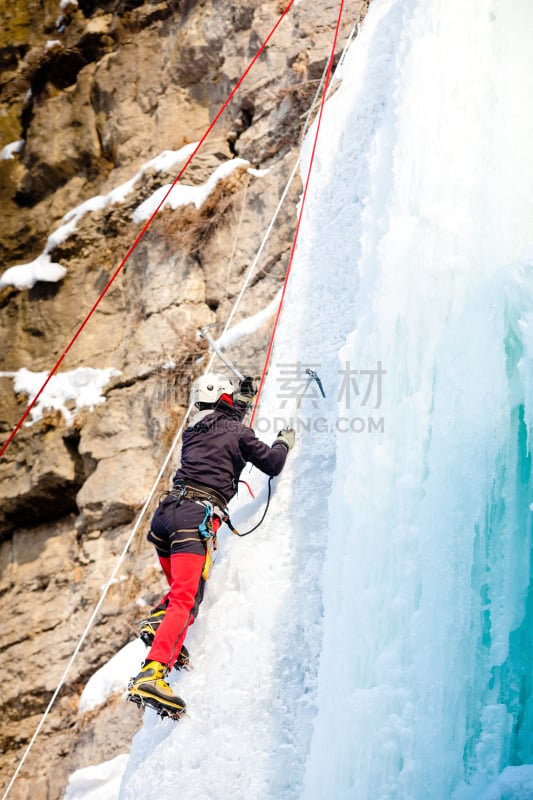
[127,372,295,719]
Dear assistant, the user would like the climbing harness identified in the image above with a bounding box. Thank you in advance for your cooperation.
[169,480,228,513]
[165,481,227,580]
[164,476,272,540]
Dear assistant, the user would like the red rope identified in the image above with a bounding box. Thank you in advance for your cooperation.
[0,0,296,460]
[250,0,346,428]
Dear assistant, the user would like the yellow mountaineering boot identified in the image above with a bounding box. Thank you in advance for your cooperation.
[139,606,191,670]
[139,608,167,647]
[128,660,186,720]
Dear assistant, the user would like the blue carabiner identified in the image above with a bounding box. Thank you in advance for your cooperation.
[198,503,213,539]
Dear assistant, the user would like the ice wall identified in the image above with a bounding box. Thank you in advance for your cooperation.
[303,0,533,797]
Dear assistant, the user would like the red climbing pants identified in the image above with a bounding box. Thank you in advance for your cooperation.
[147,552,205,670]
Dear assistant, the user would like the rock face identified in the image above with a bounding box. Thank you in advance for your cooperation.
[0,0,368,797]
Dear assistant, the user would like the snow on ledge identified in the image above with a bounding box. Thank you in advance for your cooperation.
[0,366,120,424]
[0,253,67,290]
[0,142,198,291]
[132,157,251,223]
[64,753,129,800]
[1,139,24,160]
[0,145,267,291]
[247,167,270,177]
[215,288,283,351]
[45,39,62,52]
[78,639,145,714]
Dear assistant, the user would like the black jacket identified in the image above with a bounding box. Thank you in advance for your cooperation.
[174,404,288,504]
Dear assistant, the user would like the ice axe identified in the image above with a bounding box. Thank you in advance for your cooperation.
[199,324,244,382]
[289,368,326,428]
[296,368,326,410]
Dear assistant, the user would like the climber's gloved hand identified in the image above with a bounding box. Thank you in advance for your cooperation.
[233,376,257,421]
[238,376,257,398]
[275,428,296,451]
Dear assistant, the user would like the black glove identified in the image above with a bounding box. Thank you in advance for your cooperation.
[233,377,257,421]
[275,428,296,451]
[238,376,257,398]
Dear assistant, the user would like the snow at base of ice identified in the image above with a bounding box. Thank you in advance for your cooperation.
[79,640,146,714]
[0,366,120,423]
[65,754,129,800]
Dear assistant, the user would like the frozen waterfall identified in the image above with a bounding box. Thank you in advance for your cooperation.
[303,0,533,797]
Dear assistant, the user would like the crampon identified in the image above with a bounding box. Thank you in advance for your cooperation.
[127,691,186,721]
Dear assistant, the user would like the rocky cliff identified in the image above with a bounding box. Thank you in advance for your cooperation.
[0,1,367,797]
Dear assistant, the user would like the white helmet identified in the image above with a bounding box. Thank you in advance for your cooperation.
[190,372,234,407]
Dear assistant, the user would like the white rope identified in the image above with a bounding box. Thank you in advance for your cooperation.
[215,17,359,349]
[216,154,302,343]
[217,67,329,343]
[0,401,195,800]
[224,174,250,297]
[2,17,361,800]
[335,17,358,73]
